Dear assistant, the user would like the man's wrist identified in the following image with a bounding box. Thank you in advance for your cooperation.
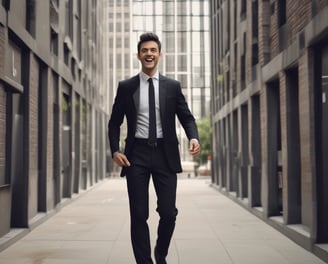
[113,151,121,158]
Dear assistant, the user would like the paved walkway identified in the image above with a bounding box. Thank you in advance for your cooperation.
[0,177,326,264]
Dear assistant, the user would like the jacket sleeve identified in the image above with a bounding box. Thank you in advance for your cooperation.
[108,82,125,157]
[175,82,199,141]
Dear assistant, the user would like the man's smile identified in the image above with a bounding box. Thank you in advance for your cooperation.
[145,57,154,62]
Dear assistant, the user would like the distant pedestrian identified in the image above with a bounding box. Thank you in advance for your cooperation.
[108,32,200,264]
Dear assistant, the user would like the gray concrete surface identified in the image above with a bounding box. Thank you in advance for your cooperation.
[0,177,325,264]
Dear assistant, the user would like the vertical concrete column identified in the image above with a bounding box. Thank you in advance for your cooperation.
[27,52,39,221]
[279,71,288,223]
[46,68,55,210]
[298,49,316,236]
[260,86,269,217]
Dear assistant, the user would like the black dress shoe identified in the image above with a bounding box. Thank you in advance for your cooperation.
[154,246,167,264]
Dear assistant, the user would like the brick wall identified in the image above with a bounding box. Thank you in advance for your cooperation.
[269,0,313,59]
[0,25,4,76]
[270,0,279,58]
[28,53,39,219]
[29,53,39,173]
[287,0,312,45]
[0,86,5,183]
[319,0,328,9]
[0,25,5,183]
[298,49,315,228]
[47,69,53,183]
[258,0,271,66]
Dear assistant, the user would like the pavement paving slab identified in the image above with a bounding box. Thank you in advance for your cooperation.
[0,176,326,264]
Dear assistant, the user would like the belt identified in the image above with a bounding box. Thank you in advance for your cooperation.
[134,138,164,148]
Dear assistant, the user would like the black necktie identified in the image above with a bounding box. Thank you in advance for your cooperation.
[148,78,157,141]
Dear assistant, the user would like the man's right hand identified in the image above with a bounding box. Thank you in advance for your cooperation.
[113,152,131,167]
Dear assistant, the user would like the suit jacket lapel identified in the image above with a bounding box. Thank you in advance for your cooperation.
[131,75,140,112]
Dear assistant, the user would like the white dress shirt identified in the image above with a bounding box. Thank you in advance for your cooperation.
[135,71,163,139]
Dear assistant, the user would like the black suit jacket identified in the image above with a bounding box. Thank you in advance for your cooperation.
[108,74,199,176]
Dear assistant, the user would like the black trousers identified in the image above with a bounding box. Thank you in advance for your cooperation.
[126,139,178,264]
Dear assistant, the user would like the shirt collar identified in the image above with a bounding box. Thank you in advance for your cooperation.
[140,71,159,82]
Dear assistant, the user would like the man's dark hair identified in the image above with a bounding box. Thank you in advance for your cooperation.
[137,32,161,53]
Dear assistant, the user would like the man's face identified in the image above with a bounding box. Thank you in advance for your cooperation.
[138,40,161,75]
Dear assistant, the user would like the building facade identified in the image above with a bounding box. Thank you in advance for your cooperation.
[210,0,328,262]
[0,0,109,250]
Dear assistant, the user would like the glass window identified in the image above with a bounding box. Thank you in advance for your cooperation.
[178,55,187,72]
[191,32,201,52]
[192,70,203,87]
[133,57,139,69]
[203,1,210,15]
[192,97,201,118]
[109,37,113,49]
[192,88,201,97]
[164,15,174,31]
[116,22,121,32]
[192,16,201,31]
[164,2,174,14]
[166,55,175,72]
[124,37,130,48]
[177,74,188,89]
[177,32,187,52]
[144,2,153,14]
[133,3,143,15]
[142,16,155,32]
[155,2,162,15]
[164,32,175,53]
[109,54,113,67]
[116,37,122,48]
[133,16,144,31]
[124,54,130,68]
[182,88,188,100]
[192,2,200,15]
[203,16,210,31]
[116,54,121,68]
[177,15,187,31]
[177,2,187,15]
[167,73,176,80]
[155,16,163,33]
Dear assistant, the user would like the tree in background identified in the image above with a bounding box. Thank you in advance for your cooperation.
[195,117,212,165]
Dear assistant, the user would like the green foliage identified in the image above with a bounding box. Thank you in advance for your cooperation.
[196,116,212,165]
[62,95,69,112]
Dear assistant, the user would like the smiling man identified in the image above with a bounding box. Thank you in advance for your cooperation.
[108,32,200,264]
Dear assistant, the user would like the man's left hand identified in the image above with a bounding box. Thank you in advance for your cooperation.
[189,139,200,156]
